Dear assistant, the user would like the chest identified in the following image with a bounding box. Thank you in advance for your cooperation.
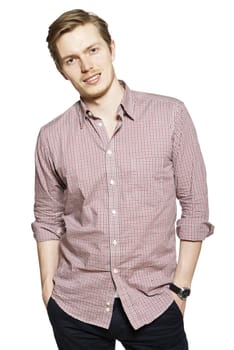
[54,115,174,197]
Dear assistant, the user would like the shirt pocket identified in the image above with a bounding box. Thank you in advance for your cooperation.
[129,156,164,205]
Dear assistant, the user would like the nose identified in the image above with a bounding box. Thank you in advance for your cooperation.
[80,57,93,73]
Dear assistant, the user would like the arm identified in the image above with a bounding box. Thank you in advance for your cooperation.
[172,240,202,314]
[37,240,60,306]
[32,128,66,306]
[172,102,214,312]
[173,102,214,242]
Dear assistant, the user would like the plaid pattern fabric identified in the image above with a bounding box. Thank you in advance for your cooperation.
[32,82,214,329]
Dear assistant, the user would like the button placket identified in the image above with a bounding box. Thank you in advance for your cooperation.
[94,119,110,145]
[105,139,121,281]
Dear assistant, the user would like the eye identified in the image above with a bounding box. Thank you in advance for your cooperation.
[65,57,77,65]
[89,47,99,55]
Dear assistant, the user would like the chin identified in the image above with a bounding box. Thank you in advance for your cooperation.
[82,85,110,100]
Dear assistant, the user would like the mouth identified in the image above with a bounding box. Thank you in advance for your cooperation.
[83,73,101,85]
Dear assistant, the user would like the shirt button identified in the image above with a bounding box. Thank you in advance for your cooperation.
[97,122,103,127]
[106,301,110,306]
[113,268,119,274]
[111,209,117,215]
[110,179,115,185]
[105,307,110,312]
[107,149,112,155]
[113,240,117,246]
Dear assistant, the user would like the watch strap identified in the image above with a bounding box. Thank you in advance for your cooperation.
[169,283,191,300]
[169,283,182,294]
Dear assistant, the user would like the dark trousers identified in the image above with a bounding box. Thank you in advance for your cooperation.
[47,297,188,350]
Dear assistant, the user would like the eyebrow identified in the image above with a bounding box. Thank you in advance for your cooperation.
[60,42,100,62]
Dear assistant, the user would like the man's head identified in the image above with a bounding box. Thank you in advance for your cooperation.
[46,9,117,101]
[47,9,112,69]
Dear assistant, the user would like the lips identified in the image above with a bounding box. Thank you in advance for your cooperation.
[83,73,101,85]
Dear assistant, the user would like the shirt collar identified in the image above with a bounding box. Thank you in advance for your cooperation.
[76,81,135,129]
[119,81,135,121]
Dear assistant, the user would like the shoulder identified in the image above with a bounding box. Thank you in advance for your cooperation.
[38,102,79,140]
[130,89,187,124]
[36,102,80,151]
[132,89,184,108]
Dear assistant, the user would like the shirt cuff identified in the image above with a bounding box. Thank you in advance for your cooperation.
[176,219,214,241]
[32,223,64,242]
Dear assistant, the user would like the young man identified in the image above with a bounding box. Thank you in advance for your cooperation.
[32,9,214,350]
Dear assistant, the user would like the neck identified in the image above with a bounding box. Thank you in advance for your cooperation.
[83,78,124,119]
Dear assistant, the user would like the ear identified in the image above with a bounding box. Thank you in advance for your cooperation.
[110,40,116,61]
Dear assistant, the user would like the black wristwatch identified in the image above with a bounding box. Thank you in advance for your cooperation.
[169,283,191,301]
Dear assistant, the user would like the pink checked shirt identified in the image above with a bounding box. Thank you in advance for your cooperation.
[32,82,214,330]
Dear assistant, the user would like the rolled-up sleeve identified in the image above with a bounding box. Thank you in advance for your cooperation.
[173,103,214,240]
[31,128,66,242]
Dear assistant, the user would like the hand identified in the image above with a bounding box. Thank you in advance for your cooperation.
[42,280,54,307]
[171,292,186,316]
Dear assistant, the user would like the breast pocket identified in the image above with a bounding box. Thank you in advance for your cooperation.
[129,156,164,205]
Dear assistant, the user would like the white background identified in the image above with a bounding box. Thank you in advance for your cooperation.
[0,0,233,349]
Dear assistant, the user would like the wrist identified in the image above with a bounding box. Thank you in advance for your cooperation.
[42,280,54,306]
[173,280,191,289]
[42,278,54,293]
[42,275,54,286]
[173,274,192,288]
[169,283,191,301]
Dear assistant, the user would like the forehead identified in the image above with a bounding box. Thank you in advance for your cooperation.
[56,23,104,57]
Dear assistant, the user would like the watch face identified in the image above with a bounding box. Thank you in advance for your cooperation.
[180,288,191,299]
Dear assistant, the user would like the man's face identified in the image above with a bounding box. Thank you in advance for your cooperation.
[56,23,116,101]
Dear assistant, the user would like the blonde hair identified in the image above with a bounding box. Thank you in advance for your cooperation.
[46,9,112,68]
